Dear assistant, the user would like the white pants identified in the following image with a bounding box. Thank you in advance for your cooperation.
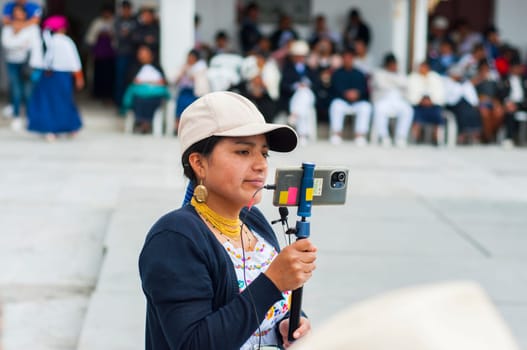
[373,94,414,140]
[290,86,316,138]
[329,98,372,135]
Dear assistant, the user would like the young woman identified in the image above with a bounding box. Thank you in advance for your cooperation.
[26,15,84,141]
[139,91,317,350]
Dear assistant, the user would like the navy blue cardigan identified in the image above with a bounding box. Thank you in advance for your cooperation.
[330,66,370,102]
[139,205,285,350]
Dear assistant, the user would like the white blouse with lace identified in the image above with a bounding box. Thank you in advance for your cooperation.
[222,232,290,350]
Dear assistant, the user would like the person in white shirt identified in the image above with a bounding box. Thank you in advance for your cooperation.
[407,61,445,144]
[371,53,413,147]
[443,65,482,144]
[174,49,210,133]
[1,4,40,130]
[26,15,84,142]
[352,38,374,76]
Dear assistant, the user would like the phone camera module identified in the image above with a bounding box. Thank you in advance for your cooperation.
[331,171,346,188]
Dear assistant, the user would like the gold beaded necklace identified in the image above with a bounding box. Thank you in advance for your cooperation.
[191,197,243,239]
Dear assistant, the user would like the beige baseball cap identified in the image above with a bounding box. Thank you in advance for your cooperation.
[178,91,297,154]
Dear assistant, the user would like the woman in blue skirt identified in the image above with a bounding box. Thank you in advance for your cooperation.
[27,15,84,142]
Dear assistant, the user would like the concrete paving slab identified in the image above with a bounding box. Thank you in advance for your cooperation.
[0,203,108,287]
[76,291,145,350]
[2,124,527,349]
[97,188,181,293]
[2,296,88,350]
[304,254,527,338]
[500,304,527,348]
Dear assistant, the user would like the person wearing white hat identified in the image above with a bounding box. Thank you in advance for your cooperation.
[139,91,317,350]
[280,40,318,144]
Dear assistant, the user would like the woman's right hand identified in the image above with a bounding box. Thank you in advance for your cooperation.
[264,239,317,292]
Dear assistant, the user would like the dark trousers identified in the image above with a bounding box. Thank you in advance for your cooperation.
[133,96,163,122]
[114,54,133,108]
[504,102,527,141]
[6,62,30,116]
[92,58,115,100]
[448,99,482,133]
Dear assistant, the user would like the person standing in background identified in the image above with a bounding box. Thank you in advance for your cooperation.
[1,4,40,131]
[1,0,41,120]
[173,49,209,133]
[239,2,262,55]
[114,0,137,112]
[132,4,160,60]
[27,16,84,142]
[342,8,371,50]
[85,5,116,104]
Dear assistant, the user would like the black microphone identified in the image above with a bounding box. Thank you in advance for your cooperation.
[271,207,289,225]
[279,207,289,221]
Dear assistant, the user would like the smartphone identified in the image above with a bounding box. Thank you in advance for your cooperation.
[272,167,349,206]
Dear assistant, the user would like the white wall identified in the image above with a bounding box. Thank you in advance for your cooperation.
[195,0,236,50]
[495,0,527,60]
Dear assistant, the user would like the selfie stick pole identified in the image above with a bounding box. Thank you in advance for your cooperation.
[288,162,315,342]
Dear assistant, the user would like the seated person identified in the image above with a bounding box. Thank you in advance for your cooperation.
[428,39,458,76]
[371,53,413,147]
[233,51,281,123]
[444,66,482,144]
[307,37,342,123]
[407,61,445,144]
[122,45,170,133]
[352,38,374,76]
[500,59,527,147]
[473,60,505,143]
[328,47,372,146]
[279,40,318,144]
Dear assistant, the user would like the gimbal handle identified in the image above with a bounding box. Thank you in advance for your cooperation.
[288,162,315,342]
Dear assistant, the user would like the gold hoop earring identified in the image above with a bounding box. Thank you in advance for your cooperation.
[193,179,208,203]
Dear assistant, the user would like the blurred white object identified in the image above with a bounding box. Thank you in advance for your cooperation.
[289,40,310,56]
[2,105,14,118]
[10,118,23,131]
[291,281,520,350]
[207,53,243,91]
[289,86,317,141]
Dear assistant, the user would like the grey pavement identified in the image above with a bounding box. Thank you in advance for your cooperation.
[1,108,526,349]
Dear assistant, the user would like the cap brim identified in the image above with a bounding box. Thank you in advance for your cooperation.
[213,123,298,152]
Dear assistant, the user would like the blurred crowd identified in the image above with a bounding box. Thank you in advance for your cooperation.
[177,3,527,148]
[2,0,526,147]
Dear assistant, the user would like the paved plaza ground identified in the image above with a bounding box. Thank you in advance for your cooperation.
[0,106,526,349]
